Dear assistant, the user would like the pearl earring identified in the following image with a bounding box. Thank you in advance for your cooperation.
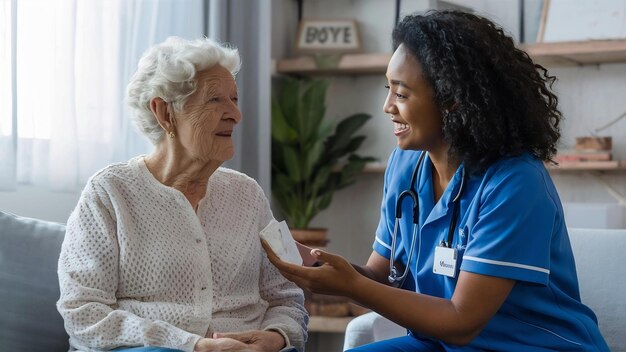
[168,131,175,138]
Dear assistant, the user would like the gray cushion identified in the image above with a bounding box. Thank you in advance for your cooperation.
[0,210,69,351]
[569,228,626,352]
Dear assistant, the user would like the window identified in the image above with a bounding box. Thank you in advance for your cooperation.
[0,0,11,138]
[0,0,205,191]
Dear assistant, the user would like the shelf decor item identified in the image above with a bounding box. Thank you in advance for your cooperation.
[575,136,612,151]
[271,77,376,243]
[295,19,362,71]
[296,19,361,53]
[551,136,620,170]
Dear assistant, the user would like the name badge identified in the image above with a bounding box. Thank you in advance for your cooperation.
[433,245,457,278]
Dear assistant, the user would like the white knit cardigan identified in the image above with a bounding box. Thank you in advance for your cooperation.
[57,156,307,352]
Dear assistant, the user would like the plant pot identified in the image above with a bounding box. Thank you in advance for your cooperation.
[290,228,328,247]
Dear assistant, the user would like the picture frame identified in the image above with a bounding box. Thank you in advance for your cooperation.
[538,0,626,42]
[295,19,361,53]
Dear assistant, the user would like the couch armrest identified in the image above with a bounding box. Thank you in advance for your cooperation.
[342,312,405,351]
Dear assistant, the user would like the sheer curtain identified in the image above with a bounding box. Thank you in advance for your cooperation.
[0,0,15,189]
[209,0,272,195]
[0,0,204,191]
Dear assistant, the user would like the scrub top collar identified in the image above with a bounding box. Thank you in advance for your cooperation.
[416,152,466,228]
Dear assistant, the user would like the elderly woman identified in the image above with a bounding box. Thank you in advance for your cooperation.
[57,37,307,352]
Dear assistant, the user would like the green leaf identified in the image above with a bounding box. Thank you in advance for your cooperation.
[280,78,303,133]
[326,113,371,152]
[282,146,302,182]
[310,166,331,197]
[302,80,329,143]
[316,194,333,212]
[335,113,371,140]
[324,136,366,163]
[317,122,334,141]
[271,98,297,143]
[272,173,295,196]
[304,140,325,180]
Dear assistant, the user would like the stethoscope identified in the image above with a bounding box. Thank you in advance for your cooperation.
[388,152,466,286]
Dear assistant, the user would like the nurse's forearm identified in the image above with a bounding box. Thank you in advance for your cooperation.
[349,279,472,344]
[352,250,393,285]
[347,272,514,346]
[352,264,387,284]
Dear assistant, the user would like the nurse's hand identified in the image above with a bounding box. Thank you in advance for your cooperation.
[262,240,362,297]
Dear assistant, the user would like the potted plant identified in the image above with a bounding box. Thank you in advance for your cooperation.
[271,77,376,245]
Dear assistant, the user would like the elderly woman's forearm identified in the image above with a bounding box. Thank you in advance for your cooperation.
[57,296,201,351]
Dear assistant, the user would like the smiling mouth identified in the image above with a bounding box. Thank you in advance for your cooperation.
[393,122,409,134]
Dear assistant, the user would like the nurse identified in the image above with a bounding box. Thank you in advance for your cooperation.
[263,10,610,351]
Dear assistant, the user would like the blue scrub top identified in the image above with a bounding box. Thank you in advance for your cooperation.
[373,148,609,351]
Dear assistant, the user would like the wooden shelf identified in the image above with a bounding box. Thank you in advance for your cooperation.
[307,316,354,333]
[276,53,390,75]
[547,164,626,172]
[522,40,626,66]
[275,40,626,76]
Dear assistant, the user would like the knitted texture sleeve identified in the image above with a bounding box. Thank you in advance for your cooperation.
[56,179,201,352]
[254,185,308,351]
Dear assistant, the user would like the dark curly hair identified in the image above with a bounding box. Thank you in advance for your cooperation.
[393,10,562,173]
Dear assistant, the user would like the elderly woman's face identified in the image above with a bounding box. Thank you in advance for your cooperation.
[175,65,241,162]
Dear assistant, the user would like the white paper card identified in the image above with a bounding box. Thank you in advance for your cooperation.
[433,246,457,278]
[260,220,303,265]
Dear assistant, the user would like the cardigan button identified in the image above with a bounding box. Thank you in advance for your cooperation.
[201,286,207,290]
[196,239,202,244]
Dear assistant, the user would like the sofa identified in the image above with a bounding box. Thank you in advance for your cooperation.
[2,210,625,351]
[343,228,626,352]
[0,210,69,351]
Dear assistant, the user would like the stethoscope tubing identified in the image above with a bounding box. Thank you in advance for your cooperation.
[388,152,426,285]
[388,151,466,286]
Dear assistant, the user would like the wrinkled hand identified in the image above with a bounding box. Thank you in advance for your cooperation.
[212,330,285,352]
[193,336,255,352]
[262,240,362,297]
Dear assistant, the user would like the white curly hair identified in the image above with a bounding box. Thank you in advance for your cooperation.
[126,36,241,144]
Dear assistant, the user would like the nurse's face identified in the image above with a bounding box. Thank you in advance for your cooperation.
[383,44,444,151]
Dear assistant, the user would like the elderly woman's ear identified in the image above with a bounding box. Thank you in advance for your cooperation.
[149,97,174,135]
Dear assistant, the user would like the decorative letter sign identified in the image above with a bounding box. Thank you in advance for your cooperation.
[296,20,361,53]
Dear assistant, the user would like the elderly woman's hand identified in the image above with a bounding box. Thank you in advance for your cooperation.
[261,240,363,297]
[212,330,285,351]
[193,336,254,352]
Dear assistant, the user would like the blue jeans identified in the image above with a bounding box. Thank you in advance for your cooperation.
[113,348,183,352]
[114,347,298,352]
[346,335,440,352]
